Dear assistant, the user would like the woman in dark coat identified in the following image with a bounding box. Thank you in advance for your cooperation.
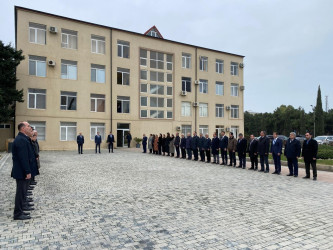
[169,134,175,157]
[30,130,40,181]
[162,134,167,156]
[165,133,171,156]
[158,134,163,155]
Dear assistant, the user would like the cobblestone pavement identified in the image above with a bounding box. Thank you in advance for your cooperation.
[1,149,333,249]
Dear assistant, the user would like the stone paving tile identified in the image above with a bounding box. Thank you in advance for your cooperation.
[0,149,333,249]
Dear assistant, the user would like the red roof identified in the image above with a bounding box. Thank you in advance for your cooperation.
[144,25,164,39]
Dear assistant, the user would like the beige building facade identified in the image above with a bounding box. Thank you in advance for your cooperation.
[15,6,245,150]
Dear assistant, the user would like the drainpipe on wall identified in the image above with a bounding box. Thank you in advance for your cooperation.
[110,29,113,133]
[194,47,198,133]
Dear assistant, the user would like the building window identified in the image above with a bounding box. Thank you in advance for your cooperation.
[231,83,239,96]
[60,122,76,141]
[182,53,191,69]
[29,22,46,45]
[90,123,105,140]
[199,79,208,94]
[199,103,208,117]
[61,60,77,80]
[28,121,46,141]
[167,74,173,83]
[181,102,191,117]
[60,91,77,110]
[199,125,209,135]
[140,96,148,107]
[91,64,105,83]
[216,104,224,118]
[141,110,148,118]
[0,124,11,129]
[167,111,173,119]
[182,125,192,135]
[117,96,130,113]
[150,51,164,69]
[166,54,173,70]
[150,97,164,107]
[28,88,46,109]
[167,98,173,108]
[150,84,164,95]
[117,40,130,58]
[216,125,224,135]
[90,94,105,112]
[216,59,224,74]
[91,35,105,54]
[167,86,173,95]
[199,56,208,71]
[231,126,239,137]
[216,82,224,96]
[182,77,191,92]
[231,62,239,76]
[150,71,164,82]
[148,30,159,37]
[231,105,239,118]
[140,49,147,66]
[140,70,147,80]
[29,55,46,77]
[150,110,164,119]
[117,68,130,85]
[61,29,77,49]
[140,83,147,93]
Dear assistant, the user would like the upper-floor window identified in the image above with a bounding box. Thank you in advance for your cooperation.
[199,103,208,117]
[90,123,105,140]
[182,53,191,69]
[216,59,224,74]
[140,96,148,107]
[140,70,147,80]
[150,71,164,82]
[61,60,77,80]
[150,110,164,119]
[117,96,130,113]
[150,84,164,95]
[28,88,46,109]
[231,105,239,118]
[182,77,191,92]
[199,79,208,94]
[60,91,77,110]
[91,64,105,83]
[90,94,105,112]
[140,49,147,66]
[216,81,224,96]
[231,62,239,76]
[181,102,191,117]
[91,35,105,54]
[61,29,77,49]
[216,104,224,118]
[166,86,173,96]
[117,40,130,58]
[167,98,173,108]
[199,56,208,71]
[117,68,130,85]
[29,22,46,45]
[166,54,173,70]
[231,83,239,96]
[166,73,173,83]
[140,83,147,93]
[150,51,164,69]
[148,30,158,37]
[150,97,164,108]
[29,55,46,77]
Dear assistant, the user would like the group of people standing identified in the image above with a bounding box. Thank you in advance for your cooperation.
[11,121,40,220]
[142,130,319,181]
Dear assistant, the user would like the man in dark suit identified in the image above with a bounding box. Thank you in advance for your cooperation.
[198,133,206,162]
[95,132,102,153]
[302,132,318,180]
[174,132,180,158]
[76,132,84,154]
[107,131,114,153]
[271,132,283,175]
[11,121,36,220]
[191,132,199,161]
[204,134,211,163]
[126,132,132,148]
[236,133,247,169]
[284,132,301,177]
[180,134,186,159]
[248,134,258,170]
[219,131,228,165]
[211,132,220,164]
[142,134,147,153]
[257,131,270,173]
[185,133,192,160]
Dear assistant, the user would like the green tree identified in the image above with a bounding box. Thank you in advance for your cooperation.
[0,41,25,123]
[315,85,324,136]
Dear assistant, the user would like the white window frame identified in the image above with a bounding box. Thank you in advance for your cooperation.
[181,125,192,135]
[90,123,105,141]
[140,110,148,118]
[61,30,77,49]
[231,83,239,97]
[216,104,224,118]
[61,60,77,80]
[140,49,147,66]
[117,68,130,85]
[216,82,224,96]
[29,56,46,77]
[199,103,208,117]
[60,91,77,110]
[231,62,239,76]
[28,89,46,110]
[150,51,164,69]
[117,40,130,58]
[91,35,105,54]
[200,56,208,71]
[216,59,224,74]
[231,126,239,137]
[166,54,173,71]
[90,94,105,112]
[117,96,130,113]
[140,96,148,107]
[231,105,239,118]
[91,65,105,83]
[60,122,77,141]
[28,121,46,141]
[181,102,191,117]
[29,23,46,45]
[199,79,208,94]
[182,53,191,69]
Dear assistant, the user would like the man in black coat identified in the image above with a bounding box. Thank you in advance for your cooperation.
[180,134,186,159]
[198,133,206,162]
[185,133,192,160]
[219,131,228,165]
[204,134,211,163]
[191,132,199,161]
[302,132,318,180]
[126,132,132,148]
[107,131,115,153]
[257,131,270,173]
[11,122,36,220]
[211,132,220,164]
[236,133,247,169]
[76,132,84,154]
[248,134,258,170]
[142,134,147,153]
[95,132,102,154]
[284,132,301,177]
[174,132,180,158]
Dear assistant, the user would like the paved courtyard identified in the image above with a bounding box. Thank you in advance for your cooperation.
[1,149,333,249]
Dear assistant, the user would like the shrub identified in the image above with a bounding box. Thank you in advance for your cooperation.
[317,145,333,159]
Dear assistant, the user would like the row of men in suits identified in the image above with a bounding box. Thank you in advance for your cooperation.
[76,132,115,154]
[11,122,41,220]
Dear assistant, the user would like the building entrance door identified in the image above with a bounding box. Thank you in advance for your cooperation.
[117,123,130,147]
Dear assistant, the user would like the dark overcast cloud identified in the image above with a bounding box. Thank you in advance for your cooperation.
[1,0,332,113]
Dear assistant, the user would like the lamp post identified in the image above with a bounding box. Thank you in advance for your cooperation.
[311,105,316,137]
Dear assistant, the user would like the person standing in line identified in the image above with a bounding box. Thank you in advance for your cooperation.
[174,132,180,158]
[198,133,206,162]
[204,133,212,163]
[257,131,270,173]
[247,134,258,170]
[95,132,102,154]
[284,132,301,177]
[236,133,247,169]
[227,132,237,167]
[169,134,175,157]
[302,132,318,181]
[153,134,159,154]
[158,134,163,155]
[77,132,84,154]
[271,132,283,175]
[126,132,132,148]
[191,131,199,161]
[211,132,220,164]
[162,134,167,156]
[219,131,228,165]
[107,131,114,153]
[30,130,40,186]
[165,133,171,156]
[180,134,187,159]
[148,134,153,154]
[185,133,192,160]
[142,134,147,153]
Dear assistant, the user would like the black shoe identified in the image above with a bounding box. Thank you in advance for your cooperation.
[277,172,281,175]
[14,214,31,220]
[23,212,30,216]
[258,170,265,172]
[28,187,34,191]
[228,164,232,166]
[26,198,33,202]
[25,203,34,207]
[303,176,310,179]
[30,181,37,185]
[287,174,293,176]
[242,167,245,169]
[22,206,34,211]
[236,166,242,168]
[248,167,254,170]
[313,177,317,181]
[233,165,236,167]
[264,171,269,173]
[294,175,298,177]
[272,172,277,174]
[254,167,258,170]
[222,162,225,165]
[27,192,33,196]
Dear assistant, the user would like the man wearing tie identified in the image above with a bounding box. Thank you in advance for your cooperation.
[107,131,114,153]
[284,132,301,177]
[257,131,270,173]
[142,134,147,153]
[271,132,283,175]
[76,132,84,154]
[247,134,258,170]
[219,131,228,165]
[236,133,247,169]
[302,132,318,180]
[95,132,102,154]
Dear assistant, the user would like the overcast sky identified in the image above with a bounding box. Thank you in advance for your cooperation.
[1,0,332,113]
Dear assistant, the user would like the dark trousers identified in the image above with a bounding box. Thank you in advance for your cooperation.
[128,140,131,148]
[205,150,211,162]
[193,148,198,160]
[108,143,113,153]
[175,146,180,158]
[305,160,317,177]
[229,151,236,165]
[213,154,219,163]
[239,154,246,168]
[143,143,147,153]
[181,148,186,158]
[200,149,205,162]
[149,149,152,153]
[260,154,269,171]
[14,179,28,218]
[186,148,192,160]
[95,143,101,153]
[287,157,298,176]
[78,144,83,154]
[158,145,162,155]
[250,155,258,168]
[221,148,228,163]
[272,153,281,173]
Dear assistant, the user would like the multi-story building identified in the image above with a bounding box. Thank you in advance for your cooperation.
[14,6,245,150]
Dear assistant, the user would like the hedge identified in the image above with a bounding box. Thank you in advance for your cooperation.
[317,145,333,159]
